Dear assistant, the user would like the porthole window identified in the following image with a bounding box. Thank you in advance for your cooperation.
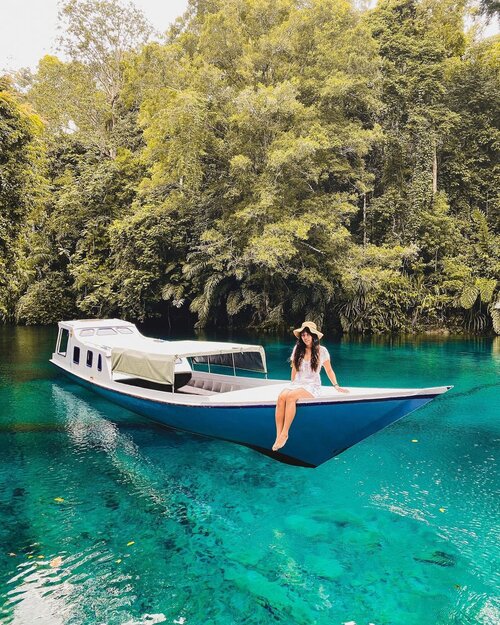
[97,354,102,372]
[73,346,80,364]
[86,350,93,368]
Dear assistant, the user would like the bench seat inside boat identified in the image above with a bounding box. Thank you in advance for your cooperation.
[178,377,248,396]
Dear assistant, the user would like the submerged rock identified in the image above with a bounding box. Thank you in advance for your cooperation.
[414,550,457,567]
[224,564,312,621]
[305,553,344,580]
[283,514,330,539]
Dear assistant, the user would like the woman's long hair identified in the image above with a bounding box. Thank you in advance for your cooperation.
[293,331,320,372]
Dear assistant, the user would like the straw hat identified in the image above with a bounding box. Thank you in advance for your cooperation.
[293,321,323,339]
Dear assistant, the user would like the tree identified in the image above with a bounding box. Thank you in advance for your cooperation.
[3,0,499,334]
[479,0,500,19]
[440,38,500,227]
[0,77,45,321]
[131,0,382,329]
[27,0,153,157]
[369,0,466,244]
[58,0,152,146]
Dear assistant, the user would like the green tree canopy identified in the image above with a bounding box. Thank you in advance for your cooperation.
[3,0,499,333]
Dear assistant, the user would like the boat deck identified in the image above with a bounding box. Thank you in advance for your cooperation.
[114,370,449,406]
[200,384,447,404]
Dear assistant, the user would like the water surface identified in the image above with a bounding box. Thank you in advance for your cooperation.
[0,326,498,625]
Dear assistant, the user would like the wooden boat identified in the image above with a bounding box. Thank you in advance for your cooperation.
[50,319,451,467]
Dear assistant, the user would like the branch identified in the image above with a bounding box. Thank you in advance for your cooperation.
[298,240,325,255]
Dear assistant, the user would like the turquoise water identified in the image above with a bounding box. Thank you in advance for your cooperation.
[0,326,498,625]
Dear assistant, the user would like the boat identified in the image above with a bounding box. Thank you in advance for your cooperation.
[50,319,451,468]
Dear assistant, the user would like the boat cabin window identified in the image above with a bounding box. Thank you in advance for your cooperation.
[86,350,93,368]
[117,327,133,334]
[57,328,69,356]
[96,328,117,336]
[79,329,95,337]
[97,354,102,372]
[73,346,80,365]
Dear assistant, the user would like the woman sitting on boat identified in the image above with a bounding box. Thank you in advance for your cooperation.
[272,321,348,452]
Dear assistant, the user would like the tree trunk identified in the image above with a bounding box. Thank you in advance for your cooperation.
[362,192,367,247]
[432,143,438,195]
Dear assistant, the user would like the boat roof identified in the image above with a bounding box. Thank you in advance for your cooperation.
[141,339,266,359]
[78,333,266,360]
[108,339,266,358]
[59,319,268,376]
[60,319,135,329]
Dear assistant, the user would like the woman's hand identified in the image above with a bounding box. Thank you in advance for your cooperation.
[336,386,349,393]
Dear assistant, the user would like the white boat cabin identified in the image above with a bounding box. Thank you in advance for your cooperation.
[52,319,272,398]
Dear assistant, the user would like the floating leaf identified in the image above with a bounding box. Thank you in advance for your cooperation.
[127,541,135,547]
[411,439,418,443]
[54,497,65,503]
[50,556,63,568]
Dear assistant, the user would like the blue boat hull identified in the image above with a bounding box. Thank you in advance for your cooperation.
[62,371,438,467]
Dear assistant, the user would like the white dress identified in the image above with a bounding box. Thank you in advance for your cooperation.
[285,345,331,398]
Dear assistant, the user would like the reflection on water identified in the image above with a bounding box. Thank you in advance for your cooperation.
[0,325,498,625]
[492,336,500,357]
[55,384,123,453]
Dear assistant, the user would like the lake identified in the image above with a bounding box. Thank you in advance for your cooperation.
[0,325,498,625]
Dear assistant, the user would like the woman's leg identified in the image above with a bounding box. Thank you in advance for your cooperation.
[273,389,290,448]
[273,388,313,451]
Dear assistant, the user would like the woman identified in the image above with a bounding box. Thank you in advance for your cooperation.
[272,321,348,452]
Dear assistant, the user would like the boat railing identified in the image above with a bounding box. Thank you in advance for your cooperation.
[189,355,268,379]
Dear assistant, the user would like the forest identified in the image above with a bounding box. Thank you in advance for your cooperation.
[1,0,499,334]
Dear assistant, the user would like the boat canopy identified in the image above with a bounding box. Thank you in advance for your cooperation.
[111,340,267,385]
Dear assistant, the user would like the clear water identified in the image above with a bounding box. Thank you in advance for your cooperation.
[0,326,498,625]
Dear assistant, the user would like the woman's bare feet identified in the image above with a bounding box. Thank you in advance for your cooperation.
[273,432,288,451]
